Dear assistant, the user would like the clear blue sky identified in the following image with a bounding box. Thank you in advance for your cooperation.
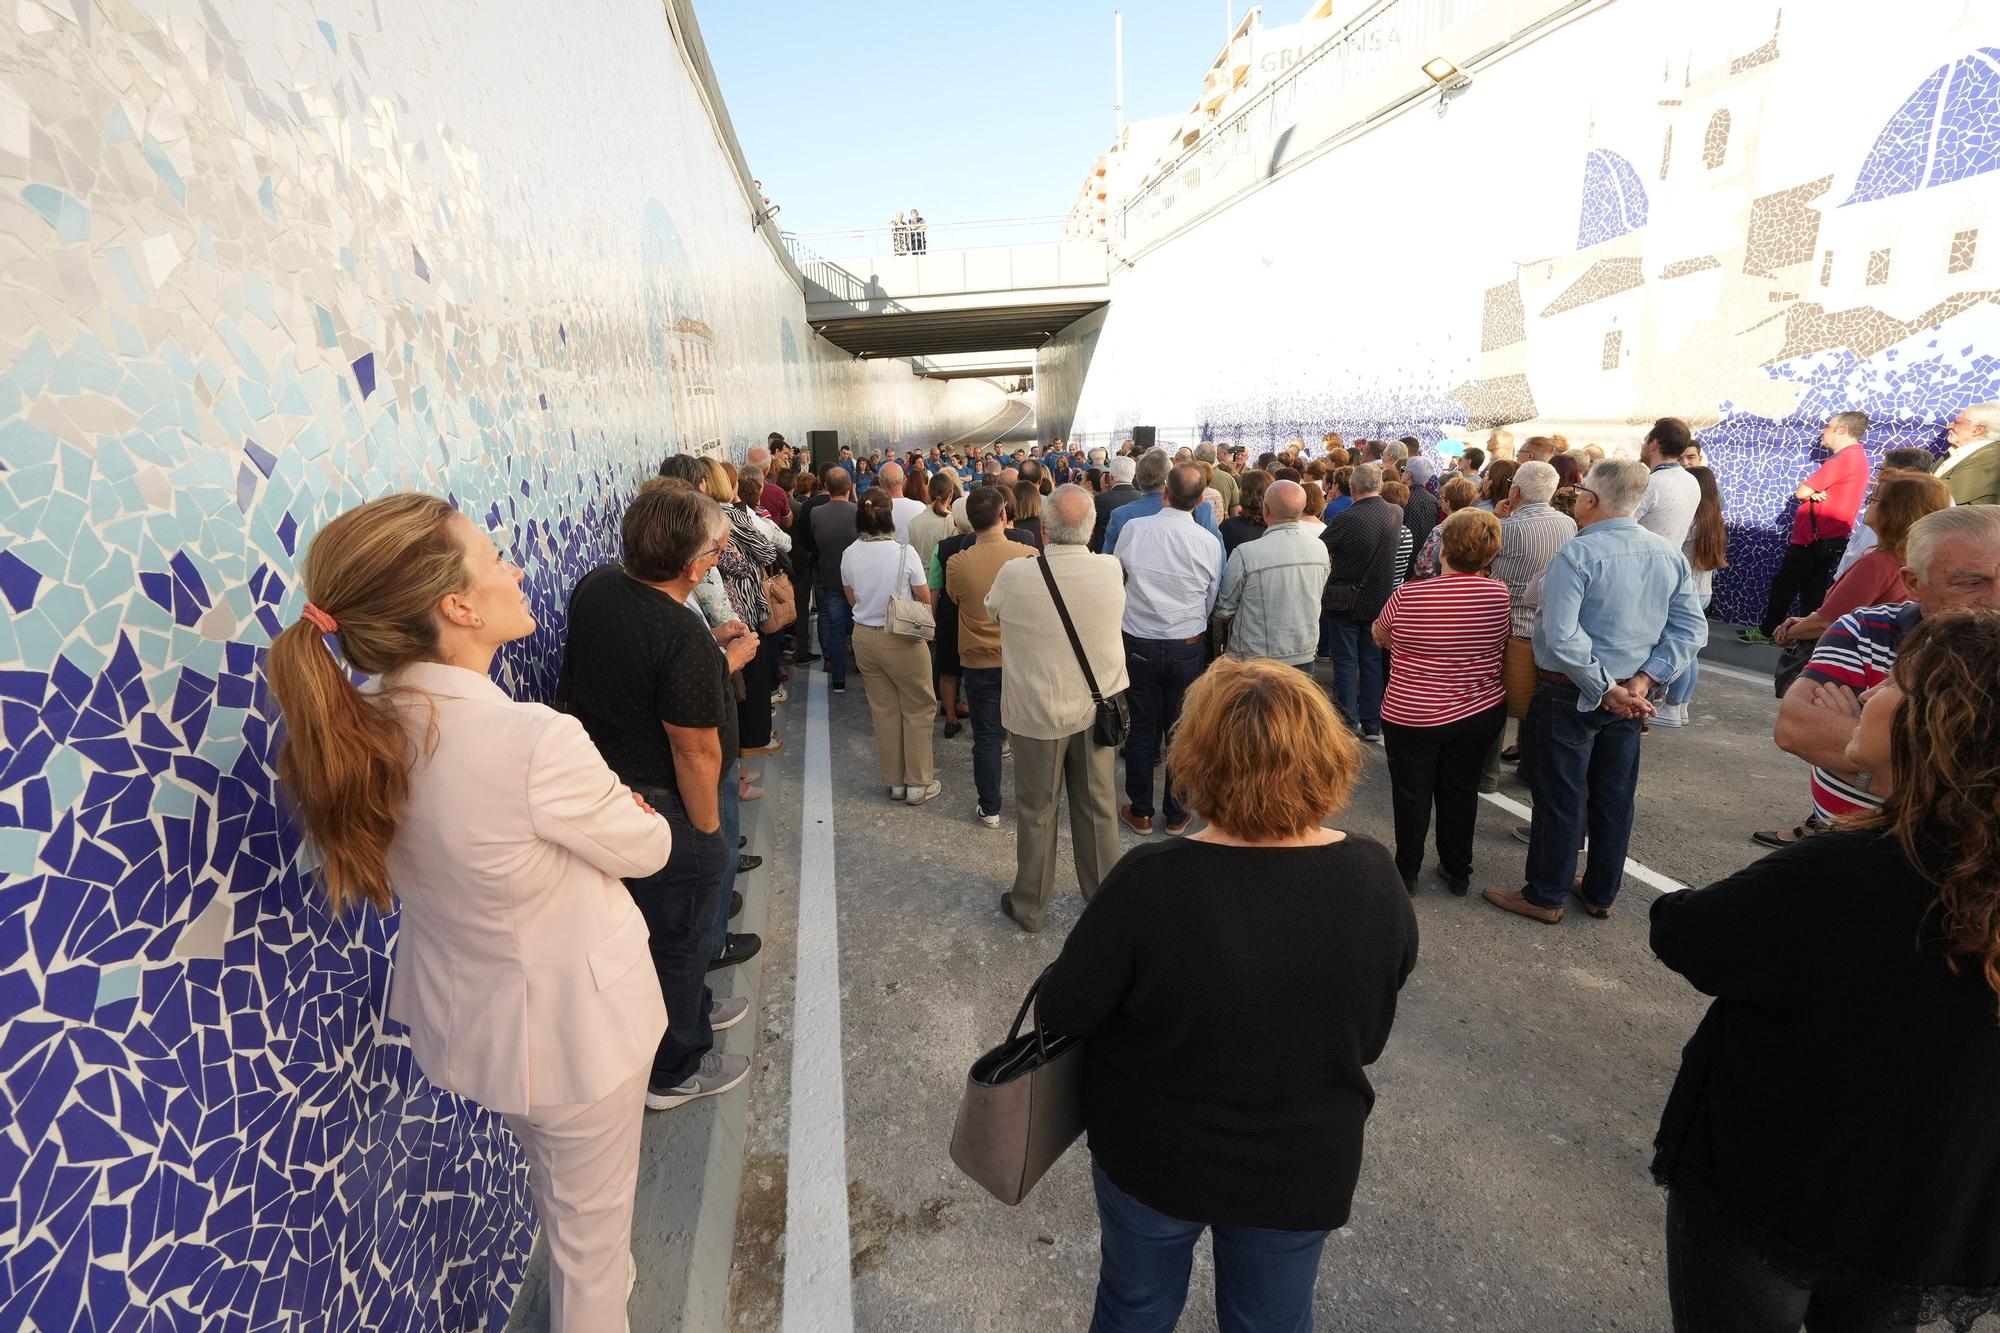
[696,0,1246,236]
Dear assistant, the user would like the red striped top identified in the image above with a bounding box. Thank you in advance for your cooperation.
[1375,573,1512,727]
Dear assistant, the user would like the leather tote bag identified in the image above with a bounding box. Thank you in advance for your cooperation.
[760,571,796,635]
[885,534,936,641]
[949,968,1085,1206]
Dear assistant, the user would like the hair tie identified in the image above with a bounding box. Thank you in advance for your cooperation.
[300,602,339,634]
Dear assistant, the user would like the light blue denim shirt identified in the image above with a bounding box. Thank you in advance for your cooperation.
[1532,517,1708,711]
[1102,490,1219,554]
[1215,522,1332,664]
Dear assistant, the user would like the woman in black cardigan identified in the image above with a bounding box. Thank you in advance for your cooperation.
[1650,609,2000,1333]
[1040,656,1417,1332]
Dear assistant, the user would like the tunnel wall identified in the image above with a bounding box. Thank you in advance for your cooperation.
[0,0,999,1329]
[1070,0,2000,620]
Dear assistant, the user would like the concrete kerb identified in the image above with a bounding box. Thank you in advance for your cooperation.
[505,796,771,1332]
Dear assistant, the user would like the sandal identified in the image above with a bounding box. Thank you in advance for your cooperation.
[1500,745,1520,764]
[1751,815,1822,849]
[738,784,765,803]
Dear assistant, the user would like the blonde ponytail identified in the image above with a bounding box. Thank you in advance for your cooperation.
[268,493,467,915]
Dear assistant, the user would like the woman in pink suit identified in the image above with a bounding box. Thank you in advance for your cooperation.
[268,493,670,1333]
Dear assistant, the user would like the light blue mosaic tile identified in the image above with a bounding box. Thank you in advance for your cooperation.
[42,746,83,810]
[102,245,147,302]
[0,828,40,875]
[140,136,186,204]
[60,631,104,676]
[95,965,142,1007]
[0,416,58,466]
[102,103,134,144]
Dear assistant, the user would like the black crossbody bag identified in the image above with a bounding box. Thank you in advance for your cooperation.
[1324,505,1402,615]
[1036,553,1129,748]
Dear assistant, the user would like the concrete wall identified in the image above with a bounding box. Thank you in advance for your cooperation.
[0,1,997,1329]
[1034,306,1108,448]
[1072,0,2000,620]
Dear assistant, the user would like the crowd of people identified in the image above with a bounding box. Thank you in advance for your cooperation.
[260,408,2000,1332]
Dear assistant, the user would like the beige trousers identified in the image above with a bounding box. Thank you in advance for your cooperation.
[502,1066,649,1333]
[1004,728,1122,929]
[852,623,937,787]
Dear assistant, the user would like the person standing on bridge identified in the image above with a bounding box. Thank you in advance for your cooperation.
[892,211,908,255]
[908,207,927,254]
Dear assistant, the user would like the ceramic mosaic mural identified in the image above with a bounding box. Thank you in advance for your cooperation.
[0,0,1000,1328]
[1064,0,2000,620]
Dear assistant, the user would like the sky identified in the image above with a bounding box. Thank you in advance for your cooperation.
[696,0,1252,238]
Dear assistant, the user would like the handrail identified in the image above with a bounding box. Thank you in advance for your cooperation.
[785,215,1078,258]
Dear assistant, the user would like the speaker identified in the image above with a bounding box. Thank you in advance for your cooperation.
[1131,425,1156,452]
[808,430,840,472]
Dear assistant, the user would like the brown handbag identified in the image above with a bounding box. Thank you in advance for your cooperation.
[949,969,1086,1205]
[760,572,796,634]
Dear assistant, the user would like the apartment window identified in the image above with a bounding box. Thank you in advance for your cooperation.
[1601,330,1622,370]
[1868,249,1891,286]
[1703,110,1730,169]
[1820,250,1834,286]
[1659,126,1673,180]
[1950,229,1979,274]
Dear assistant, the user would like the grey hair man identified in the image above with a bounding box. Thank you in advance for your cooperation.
[1102,449,1219,554]
[1318,461,1401,737]
[1769,505,2000,845]
[1381,440,1409,466]
[1195,440,1238,512]
[1939,401,2000,505]
[1485,457,1704,926]
[1092,456,1141,551]
[1215,480,1330,668]
[1490,459,1577,757]
[987,484,1130,930]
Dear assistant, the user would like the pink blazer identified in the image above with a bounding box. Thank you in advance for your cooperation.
[377,661,670,1114]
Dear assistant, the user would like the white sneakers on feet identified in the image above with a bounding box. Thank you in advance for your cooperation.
[1652,700,1689,728]
[888,785,907,801]
[975,806,1000,829]
[905,780,942,806]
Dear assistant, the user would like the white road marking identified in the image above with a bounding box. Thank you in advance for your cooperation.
[1693,657,1774,688]
[1478,790,1691,895]
[782,669,855,1333]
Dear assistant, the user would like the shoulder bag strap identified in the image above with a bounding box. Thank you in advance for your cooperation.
[1036,553,1106,706]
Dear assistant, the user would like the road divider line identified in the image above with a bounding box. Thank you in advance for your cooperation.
[1479,790,1690,895]
[781,669,855,1333]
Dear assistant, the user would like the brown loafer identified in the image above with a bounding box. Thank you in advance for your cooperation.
[1569,880,1612,919]
[1482,886,1564,925]
[1118,805,1153,835]
[998,893,1041,934]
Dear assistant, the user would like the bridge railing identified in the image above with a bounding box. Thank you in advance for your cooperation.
[784,215,1082,264]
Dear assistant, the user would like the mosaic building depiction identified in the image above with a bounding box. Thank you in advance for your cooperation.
[1063,0,2000,620]
[0,1,999,1329]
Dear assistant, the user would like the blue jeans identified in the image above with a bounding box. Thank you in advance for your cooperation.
[623,793,729,1086]
[961,666,1004,816]
[710,759,741,957]
[817,591,853,687]
[1123,635,1204,824]
[1089,1160,1328,1333]
[1523,680,1642,910]
[1665,656,1699,706]
[1326,618,1383,732]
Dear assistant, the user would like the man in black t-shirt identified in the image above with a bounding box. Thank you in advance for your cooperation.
[558,485,759,1112]
[810,468,859,691]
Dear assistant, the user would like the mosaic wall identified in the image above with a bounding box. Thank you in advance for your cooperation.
[1065,0,2000,621]
[0,0,1000,1329]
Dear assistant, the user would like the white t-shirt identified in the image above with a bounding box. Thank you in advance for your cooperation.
[841,538,927,627]
[890,495,926,543]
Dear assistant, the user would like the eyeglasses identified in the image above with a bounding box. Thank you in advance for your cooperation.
[697,540,726,563]
[1575,486,1600,502]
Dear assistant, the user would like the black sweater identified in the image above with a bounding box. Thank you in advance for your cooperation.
[1038,836,1417,1231]
[1652,828,2000,1309]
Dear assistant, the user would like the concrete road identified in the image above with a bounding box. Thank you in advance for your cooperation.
[722,655,1981,1332]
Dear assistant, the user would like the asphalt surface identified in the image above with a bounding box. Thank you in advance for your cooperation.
[721,650,1984,1332]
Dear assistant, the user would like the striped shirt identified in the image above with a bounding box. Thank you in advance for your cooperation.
[1801,601,1918,819]
[1491,502,1576,638]
[1375,574,1512,726]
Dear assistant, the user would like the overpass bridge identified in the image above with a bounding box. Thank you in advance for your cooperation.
[785,218,1110,362]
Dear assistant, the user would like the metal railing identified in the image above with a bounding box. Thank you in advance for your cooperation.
[784,214,1077,261]
[1119,0,1507,252]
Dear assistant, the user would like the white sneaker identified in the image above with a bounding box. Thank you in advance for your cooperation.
[1001,740,1012,759]
[771,686,788,703]
[975,806,1000,829]
[888,785,907,800]
[1652,700,1689,728]
[905,780,942,806]
[710,994,751,1031]
[645,1052,751,1110]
